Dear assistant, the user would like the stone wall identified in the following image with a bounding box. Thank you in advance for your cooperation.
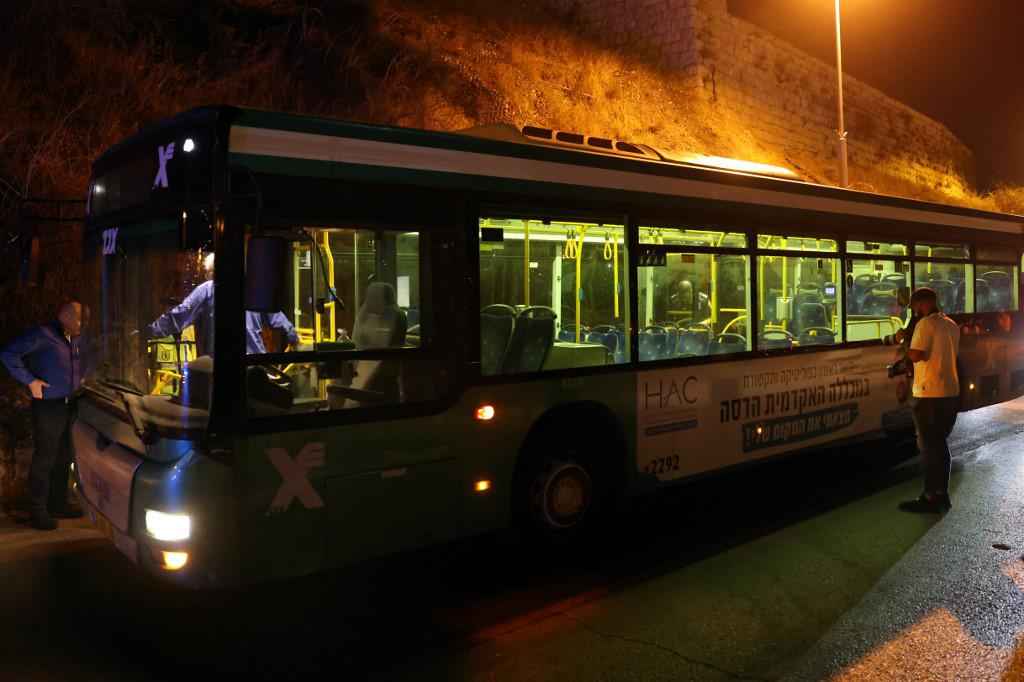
[548,0,973,189]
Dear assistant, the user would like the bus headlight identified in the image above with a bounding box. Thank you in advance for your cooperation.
[145,510,191,541]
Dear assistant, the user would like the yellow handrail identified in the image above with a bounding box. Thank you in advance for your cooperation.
[575,226,588,343]
[613,237,620,318]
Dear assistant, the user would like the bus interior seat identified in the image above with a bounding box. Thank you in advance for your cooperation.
[679,327,711,356]
[710,333,746,355]
[799,327,835,346]
[613,328,627,363]
[480,304,516,375]
[346,282,408,404]
[795,302,828,334]
[852,274,877,311]
[982,271,1011,308]
[406,308,420,328]
[862,290,897,316]
[664,325,680,356]
[639,326,668,361]
[502,306,556,373]
[974,279,992,310]
[794,289,823,309]
[929,280,956,312]
[586,325,619,361]
[558,324,584,343]
[759,329,794,351]
[883,273,907,287]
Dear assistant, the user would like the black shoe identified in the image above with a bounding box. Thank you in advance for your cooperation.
[30,513,58,531]
[51,506,84,519]
[898,493,951,514]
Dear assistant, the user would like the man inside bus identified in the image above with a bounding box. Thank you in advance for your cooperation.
[0,300,86,530]
[896,287,960,513]
[144,253,300,355]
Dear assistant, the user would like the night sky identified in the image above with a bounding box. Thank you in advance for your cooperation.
[728,0,1024,190]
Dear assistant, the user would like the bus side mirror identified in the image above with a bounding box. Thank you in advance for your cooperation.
[245,236,288,312]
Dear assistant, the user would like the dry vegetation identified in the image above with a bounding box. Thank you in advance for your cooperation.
[0,0,1020,215]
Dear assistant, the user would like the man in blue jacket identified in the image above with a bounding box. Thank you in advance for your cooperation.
[1,301,86,530]
[146,253,299,355]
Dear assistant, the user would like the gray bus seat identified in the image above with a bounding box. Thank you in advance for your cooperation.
[502,306,556,373]
[333,282,407,406]
[480,304,516,375]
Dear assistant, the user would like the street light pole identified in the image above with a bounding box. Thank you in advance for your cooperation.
[834,0,849,187]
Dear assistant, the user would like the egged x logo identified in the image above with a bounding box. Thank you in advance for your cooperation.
[266,443,326,515]
[153,142,175,189]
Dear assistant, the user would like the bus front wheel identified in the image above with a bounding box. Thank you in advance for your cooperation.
[516,448,610,544]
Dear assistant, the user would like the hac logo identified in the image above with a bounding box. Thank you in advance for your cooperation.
[643,376,703,410]
[153,142,176,189]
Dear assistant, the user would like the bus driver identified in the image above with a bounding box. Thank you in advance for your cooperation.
[144,253,299,355]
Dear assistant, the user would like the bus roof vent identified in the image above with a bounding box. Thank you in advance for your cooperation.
[521,125,553,140]
[521,125,660,160]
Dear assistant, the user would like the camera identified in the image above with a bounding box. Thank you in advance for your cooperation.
[887,357,912,379]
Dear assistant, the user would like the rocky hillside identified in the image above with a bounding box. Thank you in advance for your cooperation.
[3,0,1022,212]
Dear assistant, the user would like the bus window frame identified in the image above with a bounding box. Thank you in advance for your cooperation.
[472,206,633,380]
[754,246,845,350]
[238,217,463,431]
[843,252,910,343]
[632,221,754,364]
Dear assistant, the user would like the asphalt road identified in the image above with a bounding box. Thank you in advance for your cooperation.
[3,400,1024,681]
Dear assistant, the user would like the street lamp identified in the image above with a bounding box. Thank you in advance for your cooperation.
[833,0,849,187]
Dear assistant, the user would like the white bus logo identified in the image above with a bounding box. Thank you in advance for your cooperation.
[102,228,119,255]
[266,443,326,514]
[153,142,175,188]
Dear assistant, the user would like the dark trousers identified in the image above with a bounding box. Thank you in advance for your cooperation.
[29,398,76,515]
[912,396,959,496]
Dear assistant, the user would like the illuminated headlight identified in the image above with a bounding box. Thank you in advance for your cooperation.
[145,509,191,541]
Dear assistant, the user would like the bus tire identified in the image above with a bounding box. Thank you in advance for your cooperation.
[514,422,620,545]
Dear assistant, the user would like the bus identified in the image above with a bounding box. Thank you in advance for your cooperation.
[76,106,1024,586]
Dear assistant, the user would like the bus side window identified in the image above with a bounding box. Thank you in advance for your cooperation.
[757,253,842,348]
[245,226,439,418]
[636,227,751,361]
[478,218,629,374]
[845,258,907,342]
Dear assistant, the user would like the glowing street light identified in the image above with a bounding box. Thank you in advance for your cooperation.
[833,0,849,187]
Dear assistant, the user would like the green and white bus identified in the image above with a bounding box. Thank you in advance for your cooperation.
[76,106,1024,586]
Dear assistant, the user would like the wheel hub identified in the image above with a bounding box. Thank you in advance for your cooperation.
[538,462,593,529]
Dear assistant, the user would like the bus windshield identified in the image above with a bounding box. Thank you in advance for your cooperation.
[84,219,214,430]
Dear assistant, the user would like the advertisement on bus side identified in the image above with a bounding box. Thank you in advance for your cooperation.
[636,346,902,480]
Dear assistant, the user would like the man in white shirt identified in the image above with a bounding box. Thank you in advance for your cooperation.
[896,287,960,513]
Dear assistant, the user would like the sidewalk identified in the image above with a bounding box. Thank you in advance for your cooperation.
[0,507,102,564]
[784,430,1024,680]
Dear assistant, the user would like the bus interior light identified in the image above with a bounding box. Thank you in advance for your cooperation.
[474,479,492,493]
[969,383,976,391]
[161,551,189,571]
[476,404,496,421]
[183,138,196,153]
[145,509,191,541]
